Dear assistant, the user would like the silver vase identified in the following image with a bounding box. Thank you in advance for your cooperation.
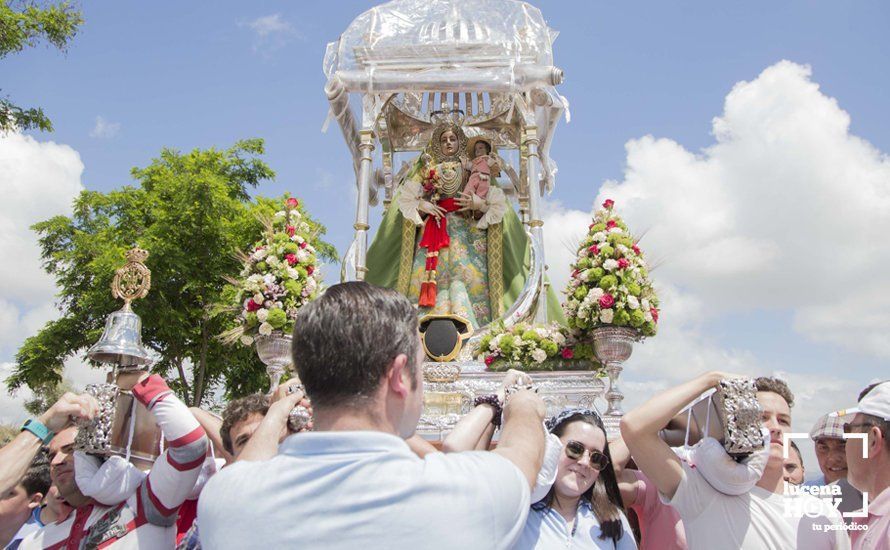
[254,332,293,395]
[592,326,640,438]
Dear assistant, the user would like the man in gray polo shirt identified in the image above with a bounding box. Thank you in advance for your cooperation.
[198,282,546,549]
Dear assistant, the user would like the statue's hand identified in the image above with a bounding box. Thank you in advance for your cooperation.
[419,200,446,221]
[456,192,488,213]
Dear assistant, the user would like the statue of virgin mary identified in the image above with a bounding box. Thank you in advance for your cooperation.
[366,112,563,329]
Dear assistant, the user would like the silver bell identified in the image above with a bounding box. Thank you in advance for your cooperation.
[87,307,153,368]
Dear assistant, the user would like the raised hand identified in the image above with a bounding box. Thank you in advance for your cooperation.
[38,392,100,432]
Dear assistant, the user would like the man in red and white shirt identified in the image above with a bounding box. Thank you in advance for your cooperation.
[16,374,207,549]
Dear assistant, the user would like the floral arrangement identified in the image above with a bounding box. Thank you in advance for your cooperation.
[563,199,659,337]
[474,322,600,372]
[221,197,322,346]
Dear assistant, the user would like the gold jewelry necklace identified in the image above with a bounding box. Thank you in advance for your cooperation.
[438,161,462,196]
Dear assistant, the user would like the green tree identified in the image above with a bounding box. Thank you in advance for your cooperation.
[1,1,83,132]
[7,138,336,405]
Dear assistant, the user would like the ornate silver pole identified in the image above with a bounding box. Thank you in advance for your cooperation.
[523,125,547,324]
[353,129,375,281]
[592,327,639,438]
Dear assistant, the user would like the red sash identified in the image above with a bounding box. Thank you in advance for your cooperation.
[417,197,460,306]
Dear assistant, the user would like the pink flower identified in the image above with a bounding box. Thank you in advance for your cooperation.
[617,258,630,269]
[588,245,600,255]
[651,308,659,323]
[606,219,617,229]
[245,298,262,312]
[632,244,641,255]
[286,197,299,208]
[306,265,314,276]
[484,355,495,366]
[286,225,296,237]
[602,199,615,209]
[300,241,308,249]
[561,348,574,359]
[571,269,580,279]
[599,293,615,309]
[285,253,298,266]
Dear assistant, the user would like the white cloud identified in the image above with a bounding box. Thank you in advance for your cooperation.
[89,116,121,139]
[240,14,300,55]
[544,60,890,363]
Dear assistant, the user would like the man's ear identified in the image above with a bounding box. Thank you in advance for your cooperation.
[386,354,410,398]
[28,492,43,510]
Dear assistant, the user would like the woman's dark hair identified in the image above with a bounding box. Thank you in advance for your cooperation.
[541,412,626,544]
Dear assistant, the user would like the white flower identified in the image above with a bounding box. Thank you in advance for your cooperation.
[600,308,614,323]
[252,248,268,261]
[253,292,265,304]
[616,244,629,255]
[578,247,589,258]
[588,287,604,302]
[627,296,640,310]
[287,267,300,279]
[578,308,589,320]
[642,298,651,310]
[644,311,653,323]
[274,211,286,218]
[531,348,547,363]
[306,244,316,254]
[247,274,263,284]
[258,322,273,336]
[570,278,580,288]
[578,270,589,282]
[256,308,269,322]
[603,259,618,272]
[608,227,623,234]
[296,249,310,263]
[262,274,276,286]
[299,222,310,233]
[553,331,566,345]
[239,335,254,346]
[305,277,318,293]
[592,231,607,243]
[290,209,301,219]
[267,255,280,267]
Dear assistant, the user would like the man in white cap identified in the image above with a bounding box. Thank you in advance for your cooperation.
[836,380,890,550]
[806,413,863,523]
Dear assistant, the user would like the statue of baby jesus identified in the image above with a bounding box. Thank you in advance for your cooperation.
[464,137,500,202]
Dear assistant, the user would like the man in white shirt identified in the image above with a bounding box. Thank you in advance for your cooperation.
[198,282,546,550]
[622,372,849,549]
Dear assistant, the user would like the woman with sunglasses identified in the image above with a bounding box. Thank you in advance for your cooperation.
[514,409,636,549]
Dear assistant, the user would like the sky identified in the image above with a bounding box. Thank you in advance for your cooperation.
[2,0,888,473]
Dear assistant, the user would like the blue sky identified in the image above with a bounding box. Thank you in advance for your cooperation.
[3,1,889,470]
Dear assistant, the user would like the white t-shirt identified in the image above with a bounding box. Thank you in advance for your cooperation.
[198,431,531,550]
[662,462,850,549]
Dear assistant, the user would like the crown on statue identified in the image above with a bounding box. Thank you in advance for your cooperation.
[125,248,149,264]
[429,109,466,128]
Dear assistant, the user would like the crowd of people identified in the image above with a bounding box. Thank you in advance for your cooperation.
[0,281,887,549]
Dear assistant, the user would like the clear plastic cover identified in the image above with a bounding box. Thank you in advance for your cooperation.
[324,0,556,83]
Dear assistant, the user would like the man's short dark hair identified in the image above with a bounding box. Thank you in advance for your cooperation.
[788,440,803,466]
[22,450,50,497]
[292,282,420,410]
[220,394,269,455]
[755,376,794,408]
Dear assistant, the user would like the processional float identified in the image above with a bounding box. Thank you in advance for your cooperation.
[324,0,638,438]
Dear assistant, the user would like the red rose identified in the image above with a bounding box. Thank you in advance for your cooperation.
[599,293,615,309]
[300,241,308,249]
[246,299,261,312]
[606,219,617,229]
[632,244,641,255]
[286,225,296,237]
[286,197,299,208]
[651,308,659,323]
[617,258,630,269]
[588,245,600,255]
[255,245,264,252]
[285,253,298,266]
[561,348,574,359]
[306,265,314,276]
[571,269,580,279]
[484,355,495,366]
[603,199,615,209]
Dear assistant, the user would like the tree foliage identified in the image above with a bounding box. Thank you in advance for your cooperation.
[24,378,75,417]
[8,139,336,405]
[0,1,84,132]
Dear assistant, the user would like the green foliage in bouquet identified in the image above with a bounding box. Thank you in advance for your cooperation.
[220,196,326,346]
[474,322,602,373]
[563,199,659,337]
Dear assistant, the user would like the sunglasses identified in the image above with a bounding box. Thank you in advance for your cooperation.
[564,440,610,471]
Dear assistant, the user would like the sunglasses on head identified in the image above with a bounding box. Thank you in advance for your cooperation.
[564,440,610,470]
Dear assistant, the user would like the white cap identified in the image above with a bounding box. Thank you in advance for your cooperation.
[830,381,890,421]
